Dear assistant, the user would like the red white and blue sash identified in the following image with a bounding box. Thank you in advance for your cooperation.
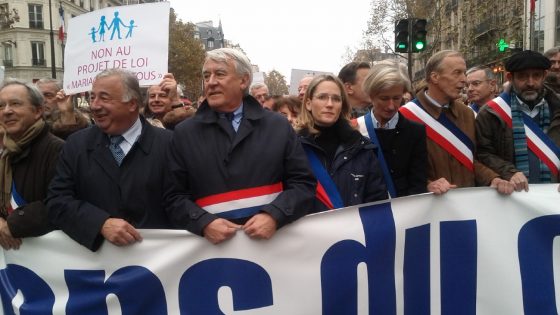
[487,93,560,176]
[303,146,344,210]
[7,182,25,214]
[400,100,475,171]
[195,183,283,219]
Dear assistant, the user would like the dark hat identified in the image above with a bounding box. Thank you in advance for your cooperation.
[505,50,551,72]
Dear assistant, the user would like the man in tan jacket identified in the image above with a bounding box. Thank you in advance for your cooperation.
[399,50,514,195]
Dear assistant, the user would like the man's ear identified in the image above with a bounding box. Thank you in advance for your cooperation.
[344,82,354,95]
[33,105,44,120]
[128,98,138,113]
[239,73,250,91]
[429,71,439,85]
[505,72,513,82]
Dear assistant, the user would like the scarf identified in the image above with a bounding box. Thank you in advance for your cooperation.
[510,92,551,182]
[0,119,46,216]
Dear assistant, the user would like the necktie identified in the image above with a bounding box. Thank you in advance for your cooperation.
[224,112,237,134]
[109,135,125,166]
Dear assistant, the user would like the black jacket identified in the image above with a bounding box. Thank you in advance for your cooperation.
[374,115,428,196]
[299,119,387,213]
[356,113,428,196]
[164,95,316,235]
[47,117,172,251]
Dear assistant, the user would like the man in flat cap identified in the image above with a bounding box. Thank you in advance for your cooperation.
[476,50,560,191]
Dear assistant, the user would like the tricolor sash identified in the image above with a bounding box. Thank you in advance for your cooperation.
[8,182,26,214]
[195,183,283,219]
[362,111,397,198]
[487,93,560,176]
[302,146,344,210]
[400,100,475,172]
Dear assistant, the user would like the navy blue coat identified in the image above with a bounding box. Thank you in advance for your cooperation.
[164,95,316,236]
[299,120,388,213]
[47,117,172,251]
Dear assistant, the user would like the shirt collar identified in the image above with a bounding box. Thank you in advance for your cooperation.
[424,90,449,108]
[220,102,244,122]
[121,116,142,146]
[371,110,399,129]
[515,95,546,118]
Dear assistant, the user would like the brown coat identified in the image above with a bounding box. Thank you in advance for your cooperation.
[414,89,498,187]
[6,125,64,237]
[476,88,560,182]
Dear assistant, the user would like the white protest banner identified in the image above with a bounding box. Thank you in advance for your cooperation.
[63,2,169,94]
[0,185,559,314]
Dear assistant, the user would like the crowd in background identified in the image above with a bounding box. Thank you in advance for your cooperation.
[0,46,559,251]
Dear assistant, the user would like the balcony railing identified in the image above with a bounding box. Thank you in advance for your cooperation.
[32,58,45,66]
[3,59,13,67]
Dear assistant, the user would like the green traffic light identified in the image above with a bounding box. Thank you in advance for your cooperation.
[415,41,425,50]
[398,43,407,49]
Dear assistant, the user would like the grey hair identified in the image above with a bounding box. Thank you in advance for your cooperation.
[35,78,63,90]
[205,48,253,95]
[425,50,463,83]
[466,66,496,81]
[95,68,143,104]
[544,47,560,59]
[0,78,44,107]
[249,82,268,95]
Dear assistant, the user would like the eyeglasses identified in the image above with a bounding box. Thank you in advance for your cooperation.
[313,93,342,103]
[466,80,490,87]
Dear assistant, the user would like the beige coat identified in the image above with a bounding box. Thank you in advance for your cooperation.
[414,89,498,187]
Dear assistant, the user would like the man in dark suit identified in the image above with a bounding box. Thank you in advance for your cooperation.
[165,48,315,244]
[47,68,172,251]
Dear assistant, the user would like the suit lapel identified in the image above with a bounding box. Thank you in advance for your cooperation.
[89,129,121,184]
[231,118,254,148]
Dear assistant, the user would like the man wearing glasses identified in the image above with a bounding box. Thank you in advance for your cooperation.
[0,79,64,249]
[466,66,497,115]
[476,50,560,191]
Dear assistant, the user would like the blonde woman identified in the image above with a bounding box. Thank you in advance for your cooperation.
[297,74,387,213]
[356,61,427,197]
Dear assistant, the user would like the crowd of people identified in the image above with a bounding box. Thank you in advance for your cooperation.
[0,46,558,251]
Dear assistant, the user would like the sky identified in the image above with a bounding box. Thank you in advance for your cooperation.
[168,1,372,83]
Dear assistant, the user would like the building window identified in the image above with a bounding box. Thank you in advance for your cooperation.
[533,0,545,53]
[28,4,43,29]
[31,41,45,66]
[3,45,12,67]
[556,0,560,46]
[207,39,214,49]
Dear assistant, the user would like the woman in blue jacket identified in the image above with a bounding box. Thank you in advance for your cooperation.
[296,74,387,213]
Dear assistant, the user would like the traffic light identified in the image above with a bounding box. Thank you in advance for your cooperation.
[411,18,427,52]
[395,19,409,53]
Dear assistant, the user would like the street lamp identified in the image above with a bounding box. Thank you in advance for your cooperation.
[48,0,56,78]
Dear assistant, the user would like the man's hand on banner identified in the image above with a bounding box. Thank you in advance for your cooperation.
[509,172,529,192]
[427,177,457,195]
[243,213,277,240]
[203,218,241,244]
[101,218,142,246]
[0,218,21,250]
[490,177,515,195]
